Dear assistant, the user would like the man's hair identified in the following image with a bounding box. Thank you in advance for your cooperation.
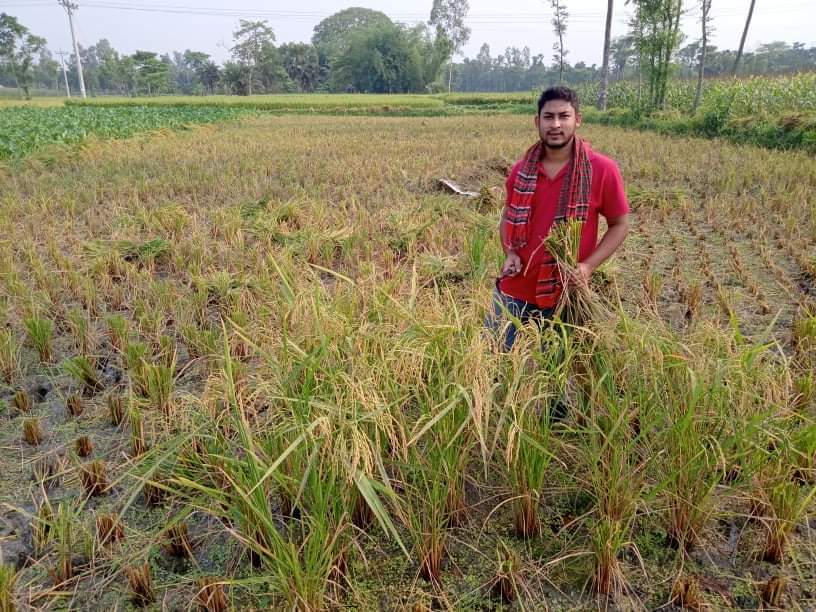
[537,86,580,115]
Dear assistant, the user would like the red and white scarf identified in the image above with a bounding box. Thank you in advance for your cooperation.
[502,136,593,308]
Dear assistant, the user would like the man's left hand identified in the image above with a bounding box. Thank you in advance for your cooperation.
[575,262,594,286]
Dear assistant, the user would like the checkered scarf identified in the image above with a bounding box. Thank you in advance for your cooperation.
[502,136,593,308]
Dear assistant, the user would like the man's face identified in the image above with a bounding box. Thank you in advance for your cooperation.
[535,99,581,149]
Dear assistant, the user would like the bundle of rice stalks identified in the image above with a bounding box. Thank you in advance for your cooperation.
[125,562,154,607]
[96,513,124,547]
[196,577,229,612]
[0,562,18,612]
[544,219,603,325]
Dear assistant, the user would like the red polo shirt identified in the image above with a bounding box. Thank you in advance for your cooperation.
[498,148,629,304]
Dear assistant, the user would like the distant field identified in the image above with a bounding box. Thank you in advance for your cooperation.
[66,93,447,111]
[3,73,815,161]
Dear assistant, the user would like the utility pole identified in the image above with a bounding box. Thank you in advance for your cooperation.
[56,50,71,97]
[57,0,87,98]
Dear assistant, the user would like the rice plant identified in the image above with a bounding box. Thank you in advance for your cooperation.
[75,435,93,457]
[12,390,30,413]
[66,307,96,357]
[24,316,54,363]
[488,540,527,604]
[162,520,194,558]
[66,393,83,417]
[670,574,703,610]
[32,499,53,556]
[130,405,147,457]
[95,513,124,547]
[108,393,125,426]
[577,346,649,597]
[31,452,62,489]
[51,502,78,584]
[545,219,602,325]
[759,576,787,609]
[0,330,21,384]
[0,562,18,612]
[196,577,229,612]
[63,356,104,394]
[105,314,129,353]
[125,562,154,607]
[143,358,176,414]
[503,326,571,538]
[658,365,724,553]
[756,460,816,563]
[22,417,43,446]
[125,341,150,396]
[80,460,109,497]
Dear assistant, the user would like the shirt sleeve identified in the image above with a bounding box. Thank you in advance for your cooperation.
[599,161,630,219]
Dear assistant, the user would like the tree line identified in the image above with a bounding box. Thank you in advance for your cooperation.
[2,1,815,110]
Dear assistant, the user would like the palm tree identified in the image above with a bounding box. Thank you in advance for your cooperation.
[692,0,712,113]
[597,0,614,110]
[731,0,756,76]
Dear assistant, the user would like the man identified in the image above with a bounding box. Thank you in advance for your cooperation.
[489,86,630,350]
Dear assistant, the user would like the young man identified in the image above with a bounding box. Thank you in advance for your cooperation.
[489,86,630,350]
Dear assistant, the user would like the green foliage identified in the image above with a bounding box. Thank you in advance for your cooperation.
[0,13,47,100]
[332,23,440,93]
[311,7,393,63]
[0,105,252,160]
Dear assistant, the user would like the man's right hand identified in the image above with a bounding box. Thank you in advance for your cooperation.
[501,251,523,277]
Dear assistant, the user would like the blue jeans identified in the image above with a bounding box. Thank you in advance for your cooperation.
[485,282,555,352]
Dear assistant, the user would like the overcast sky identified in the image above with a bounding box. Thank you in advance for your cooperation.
[3,0,813,66]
